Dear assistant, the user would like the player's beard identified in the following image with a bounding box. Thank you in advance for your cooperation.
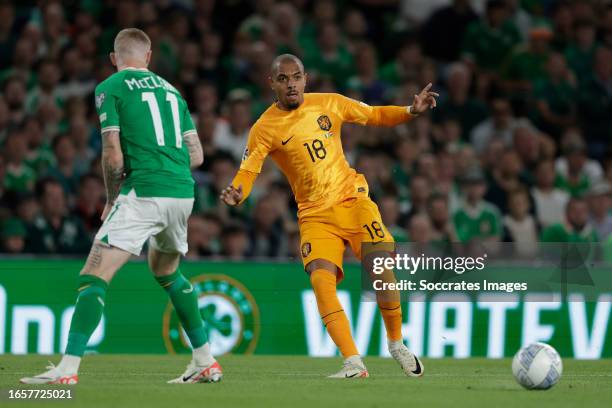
[285,100,300,110]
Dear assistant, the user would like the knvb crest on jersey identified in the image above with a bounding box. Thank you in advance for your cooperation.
[317,115,334,138]
[317,115,332,131]
[163,274,260,355]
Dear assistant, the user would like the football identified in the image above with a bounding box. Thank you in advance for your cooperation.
[512,342,563,390]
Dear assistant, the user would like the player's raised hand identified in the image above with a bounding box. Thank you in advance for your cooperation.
[411,83,439,114]
[220,184,243,206]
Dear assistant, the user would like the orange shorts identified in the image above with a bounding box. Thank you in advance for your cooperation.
[299,197,395,280]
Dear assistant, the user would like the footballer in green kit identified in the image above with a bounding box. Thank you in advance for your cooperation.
[20,28,223,385]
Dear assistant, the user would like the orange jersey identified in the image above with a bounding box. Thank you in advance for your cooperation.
[237,93,411,218]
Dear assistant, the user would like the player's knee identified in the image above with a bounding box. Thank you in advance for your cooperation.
[305,259,337,276]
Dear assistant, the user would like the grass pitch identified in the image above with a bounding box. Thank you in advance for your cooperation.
[1,355,610,408]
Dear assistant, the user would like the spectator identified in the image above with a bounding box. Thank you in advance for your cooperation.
[46,133,82,195]
[470,97,522,153]
[406,175,431,220]
[1,217,26,253]
[73,173,104,236]
[421,0,479,62]
[555,133,603,197]
[540,197,597,243]
[531,160,570,228]
[502,188,539,257]
[586,182,612,241]
[461,0,521,72]
[502,23,554,96]
[512,123,540,174]
[379,40,423,86]
[269,2,303,56]
[379,195,408,242]
[3,130,36,193]
[14,191,38,225]
[407,213,433,245]
[533,52,577,138]
[577,46,612,158]
[347,42,389,105]
[67,116,96,175]
[248,195,286,257]
[565,19,599,82]
[3,76,27,124]
[186,213,222,259]
[26,59,63,114]
[433,62,488,138]
[485,148,525,214]
[427,192,457,246]
[453,168,502,243]
[220,222,250,260]
[24,178,89,254]
[213,90,252,162]
[304,22,353,89]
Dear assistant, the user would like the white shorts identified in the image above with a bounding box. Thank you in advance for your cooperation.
[94,189,194,256]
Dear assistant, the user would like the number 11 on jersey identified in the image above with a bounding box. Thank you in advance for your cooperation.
[141,91,182,148]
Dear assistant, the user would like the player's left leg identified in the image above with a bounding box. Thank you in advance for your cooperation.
[347,198,424,377]
[148,197,222,384]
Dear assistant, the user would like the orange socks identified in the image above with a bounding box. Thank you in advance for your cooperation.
[310,269,359,358]
[378,301,403,341]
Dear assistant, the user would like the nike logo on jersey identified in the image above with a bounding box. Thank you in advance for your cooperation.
[281,135,295,145]
[182,283,194,294]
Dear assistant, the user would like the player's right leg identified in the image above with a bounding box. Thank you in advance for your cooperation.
[300,218,368,379]
[20,241,132,384]
[148,248,222,384]
[147,196,221,383]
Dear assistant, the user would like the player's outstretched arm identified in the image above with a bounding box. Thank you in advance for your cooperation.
[184,131,204,168]
[341,83,439,127]
[100,130,124,221]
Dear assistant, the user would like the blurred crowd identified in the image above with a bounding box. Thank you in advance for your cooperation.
[0,0,611,261]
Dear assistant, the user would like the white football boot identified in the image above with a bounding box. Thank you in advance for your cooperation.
[328,355,369,379]
[20,362,78,385]
[389,340,424,377]
[168,360,223,384]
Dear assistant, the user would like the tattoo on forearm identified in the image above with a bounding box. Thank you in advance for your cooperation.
[184,132,203,167]
[101,130,124,204]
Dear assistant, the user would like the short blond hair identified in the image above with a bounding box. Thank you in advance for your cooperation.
[113,28,151,60]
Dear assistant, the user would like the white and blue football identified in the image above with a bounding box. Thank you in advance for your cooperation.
[512,342,563,390]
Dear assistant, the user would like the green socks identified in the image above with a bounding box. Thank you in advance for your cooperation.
[156,270,208,348]
[65,274,108,357]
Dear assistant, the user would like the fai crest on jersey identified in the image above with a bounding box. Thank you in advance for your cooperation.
[242,147,249,161]
[95,92,105,109]
[301,242,311,258]
[317,115,332,131]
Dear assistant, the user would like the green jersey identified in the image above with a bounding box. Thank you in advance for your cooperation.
[94,68,196,198]
[453,201,501,243]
